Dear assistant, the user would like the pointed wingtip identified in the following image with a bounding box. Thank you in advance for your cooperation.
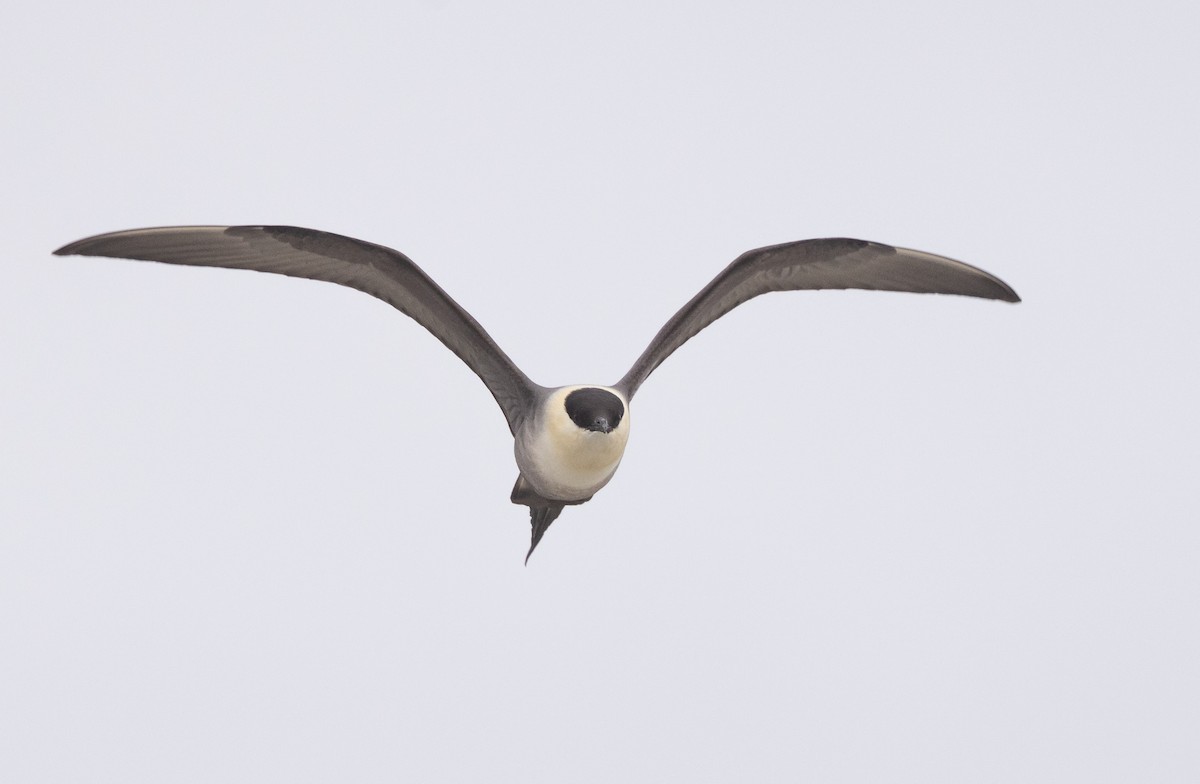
[53,235,105,256]
[976,271,1020,303]
[53,232,112,256]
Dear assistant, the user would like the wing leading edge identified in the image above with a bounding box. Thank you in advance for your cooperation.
[54,225,540,434]
[615,238,1019,399]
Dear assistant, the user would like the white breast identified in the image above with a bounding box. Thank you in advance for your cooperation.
[514,385,631,502]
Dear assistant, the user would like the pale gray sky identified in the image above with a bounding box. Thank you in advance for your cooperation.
[2,1,1197,782]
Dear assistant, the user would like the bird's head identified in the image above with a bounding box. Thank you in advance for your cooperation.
[564,387,625,434]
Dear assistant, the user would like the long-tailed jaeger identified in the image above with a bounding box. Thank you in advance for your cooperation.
[55,226,1019,561]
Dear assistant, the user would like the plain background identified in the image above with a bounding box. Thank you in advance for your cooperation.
[2,2,1197,781]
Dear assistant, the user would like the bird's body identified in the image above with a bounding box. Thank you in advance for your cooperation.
[54,226,1019,561]
[515,385,631,503]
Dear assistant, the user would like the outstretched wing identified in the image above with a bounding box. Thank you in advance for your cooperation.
[615,238,1019,398]
[55,225,540,433]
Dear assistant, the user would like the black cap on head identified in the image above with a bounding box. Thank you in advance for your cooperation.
[565,388,624,434]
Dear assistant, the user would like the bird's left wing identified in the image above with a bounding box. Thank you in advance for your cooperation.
[55,226,540,433]
[615,238,1019,399]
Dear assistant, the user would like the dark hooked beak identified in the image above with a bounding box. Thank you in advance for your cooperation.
[587,417,613,434]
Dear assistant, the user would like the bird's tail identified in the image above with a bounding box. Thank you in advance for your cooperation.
[526,504,564,564]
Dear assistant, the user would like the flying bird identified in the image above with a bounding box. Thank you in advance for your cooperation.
[55,227,1019,561]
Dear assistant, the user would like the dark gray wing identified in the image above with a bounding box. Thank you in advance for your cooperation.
[616,238,1019,398]
[54,226,540,433]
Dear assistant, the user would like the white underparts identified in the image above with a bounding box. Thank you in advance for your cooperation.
[514,385,631,502]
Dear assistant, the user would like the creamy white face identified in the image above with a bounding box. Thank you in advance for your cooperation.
[514,385,631,502]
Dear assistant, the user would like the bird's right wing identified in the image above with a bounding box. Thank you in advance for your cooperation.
[55,225,541,433]
[615,238,1019,399]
